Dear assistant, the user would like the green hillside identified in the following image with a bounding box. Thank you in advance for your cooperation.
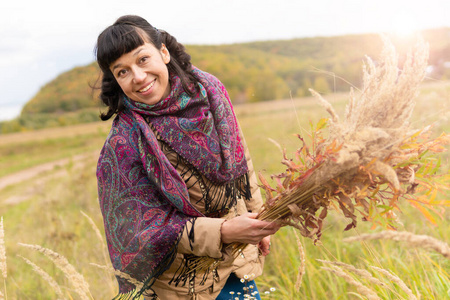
[2,28,450,133]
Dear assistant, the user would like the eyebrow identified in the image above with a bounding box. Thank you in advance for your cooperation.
[111,47,146,71]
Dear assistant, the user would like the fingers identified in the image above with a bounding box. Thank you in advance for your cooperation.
[221,213,281,244]
[258,236,271,256]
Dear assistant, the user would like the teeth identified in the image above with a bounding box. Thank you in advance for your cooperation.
[139,80,155,92]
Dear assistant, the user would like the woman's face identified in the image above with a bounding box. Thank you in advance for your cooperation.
[110,42,171,105]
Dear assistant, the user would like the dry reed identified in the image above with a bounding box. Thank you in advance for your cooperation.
[0,217,6,280]
[194,37,450,279]
[370,266,419,300]
[292,229,306,291]
[19,243,92,300]
[343,231,450,259]
[251,35,450,243]
[18,255,66,300]
[90,263,143,291]
[321,265,381,300]
[317,259,387,288]
[80,210,115,293]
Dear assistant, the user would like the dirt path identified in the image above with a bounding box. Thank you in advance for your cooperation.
[0,150,100,205]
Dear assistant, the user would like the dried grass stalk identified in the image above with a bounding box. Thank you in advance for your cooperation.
[80,211,104,248]
[293,229,306,291]
[0,217,6,279]
[192,37,449,279]
[370,266,419,300]
[19,243,91,300]
[253,36,449,241]
[321,265,381,300]
[18,255,66,300]
[344,231,450,259]
[80,211,116,293]
[317,259,386,288]
[90,263,143,291]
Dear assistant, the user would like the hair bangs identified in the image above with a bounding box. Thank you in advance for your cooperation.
[96,24,147,73]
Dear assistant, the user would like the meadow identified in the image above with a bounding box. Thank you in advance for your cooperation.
[0,80,449,299]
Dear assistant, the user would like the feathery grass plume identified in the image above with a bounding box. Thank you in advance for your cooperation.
[0,217,6,280]
[317,259,387,288]
[90,263,143,291]
[80,211,104,249]
[370,266,419,300]
[190,36,449,278]
[18,255,66,300]
[321,265,381,300]
[344,231,450,259]
[19,243,91,300]
[80,211,117,294]
[293,229,306,291]
[249,35,449,240]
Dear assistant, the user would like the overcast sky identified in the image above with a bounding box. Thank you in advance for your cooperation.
[1,0,449,120]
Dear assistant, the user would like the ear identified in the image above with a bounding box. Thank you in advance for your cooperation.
[161,44,171,64]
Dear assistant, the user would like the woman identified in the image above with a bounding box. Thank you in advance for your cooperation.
[95,15,279,299]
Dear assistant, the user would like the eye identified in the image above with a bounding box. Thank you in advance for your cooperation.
[117,69,128,77]
[139,56,149,64]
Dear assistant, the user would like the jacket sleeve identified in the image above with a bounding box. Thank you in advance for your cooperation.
[177,217,225,258]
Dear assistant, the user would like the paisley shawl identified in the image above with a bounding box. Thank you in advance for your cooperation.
[96,67,249,298]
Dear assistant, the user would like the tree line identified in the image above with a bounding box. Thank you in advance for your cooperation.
[1,28,449,133]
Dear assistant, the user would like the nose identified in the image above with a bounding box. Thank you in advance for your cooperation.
[132,67,146,83]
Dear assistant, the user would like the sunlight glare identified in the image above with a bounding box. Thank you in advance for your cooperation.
[391,12,419,38]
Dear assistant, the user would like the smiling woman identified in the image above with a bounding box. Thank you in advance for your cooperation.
[94,15,280,300]
[110,42,171,105]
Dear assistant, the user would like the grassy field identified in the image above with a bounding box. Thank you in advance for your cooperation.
[0,80,449,299]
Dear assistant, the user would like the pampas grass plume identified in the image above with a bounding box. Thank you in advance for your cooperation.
[90,263,143,290]
[18,255,66,300]
[344,231,450,259]
[318,259,387,288]
[370,266,419,300]
[19,243,91,300]
[292,229,306,291]
[0,217,6,280]
[321,265,381,300]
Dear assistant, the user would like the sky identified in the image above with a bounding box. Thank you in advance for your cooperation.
[1,0,449,121]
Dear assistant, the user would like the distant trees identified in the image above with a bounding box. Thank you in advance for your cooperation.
[1,28,449,133]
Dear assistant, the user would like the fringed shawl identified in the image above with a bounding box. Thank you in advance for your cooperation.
[96,67,249,298]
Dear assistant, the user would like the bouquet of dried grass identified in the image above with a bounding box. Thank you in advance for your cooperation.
[254,37,449,242]
[190,37,449,277]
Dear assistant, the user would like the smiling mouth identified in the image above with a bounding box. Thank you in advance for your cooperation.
[138,79,156,93]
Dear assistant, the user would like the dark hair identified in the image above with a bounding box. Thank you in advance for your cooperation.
[95,15,198,120]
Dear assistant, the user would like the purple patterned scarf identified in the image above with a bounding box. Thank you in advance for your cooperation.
[97,67,248,298]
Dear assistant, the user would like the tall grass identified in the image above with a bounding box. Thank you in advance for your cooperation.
[0,80,448,299]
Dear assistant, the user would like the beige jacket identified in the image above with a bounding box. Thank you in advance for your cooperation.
[146,128,264,300]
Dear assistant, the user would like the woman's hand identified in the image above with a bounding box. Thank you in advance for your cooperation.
[258,236,271,256]
[220,213,280,245]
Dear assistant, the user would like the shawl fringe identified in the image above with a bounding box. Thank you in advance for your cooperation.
[112,218,195,300]
[155,134,252,217]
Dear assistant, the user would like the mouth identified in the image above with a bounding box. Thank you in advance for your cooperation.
[137,79,156,93]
